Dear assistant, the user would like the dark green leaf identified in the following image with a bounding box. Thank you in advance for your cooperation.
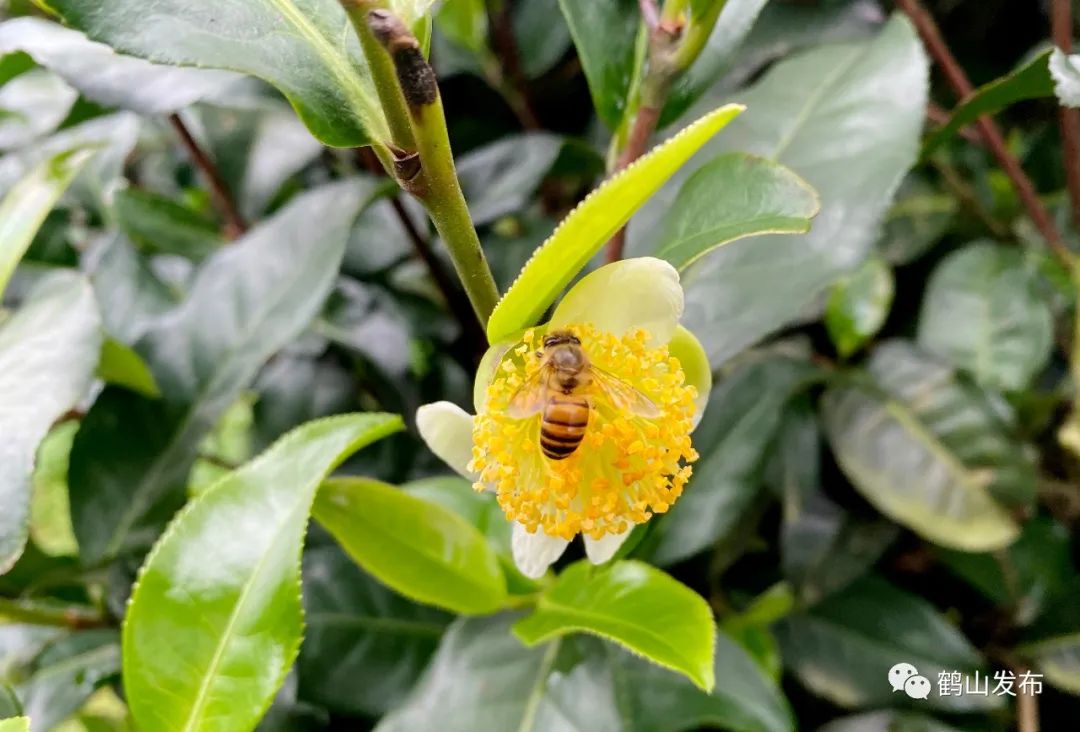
[0,685,20,717]
[513,0,571,78]
[297,544,449,716]
[825,256,894,359]
[776,575,999,711]
[819,710,969,732]
[876,174,956,265]
[113,187,225,260]
[631,15,927,365]
[654,152,819,270]
[15,630,120,731]
[70,181,366,563]
[313,478,508,615]
[917,242,1052,391]
[0,273,101,574]
[922,49,1054,156]
[457,133,563,225]
[50,0,388,147]
[0,17,238,115]
[822,341,1033,551]
[123,413,402,732]
[555,0,639,128]
[650,354,816,566]
[514,560,716,691]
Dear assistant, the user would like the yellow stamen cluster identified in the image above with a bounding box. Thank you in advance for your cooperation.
[468,324,699,541]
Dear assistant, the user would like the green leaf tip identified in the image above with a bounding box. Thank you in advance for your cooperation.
[485,103,745,344]
[512,560,717,692]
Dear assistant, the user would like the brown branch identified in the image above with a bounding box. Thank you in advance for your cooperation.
[485,0,541,129]
[1053,0,1080,230]
[896,0,1072,266]
[357,148,486,354]
[1013,661,1041,732]
[925,101,984,146]
[168,114,247,239]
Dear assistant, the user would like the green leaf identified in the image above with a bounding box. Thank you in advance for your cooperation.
[1051,48,1080,107]
[16,630,121,731]
[70,181,365,563]
[825,256,894,359]
[0,273,102,574]
[487,104,743,343]
[296,544,449,716]
[29,422,80,558]
[0,685,20,717]
[1024,633,1080,695]
[649,354,817,566]
[822,341,1030,551]
[123,413,402,732]
[922,49,1054,156]
[513,560,716,691]
[113,187,225,261]
[435,0,488,53]
[0,148,92,296]
[876,174,957,265]
[819,711,969,732]
[917,242,1052,391]
[654,152,819,270]
[0,17,238,115]
[95,338,160,398]
[313,478,508,615]
[457,133,564,225]
[555,0,640,128]
[776,575,999,712]
[0,718,28,732]
[50,0,388,147]
[631,15,927,365]
[512,0,572,79]
[0,70,77,151]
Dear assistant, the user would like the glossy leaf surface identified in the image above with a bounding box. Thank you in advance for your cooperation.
[514,561,716,691]
[314,478,507,615]
[123,413,402,732]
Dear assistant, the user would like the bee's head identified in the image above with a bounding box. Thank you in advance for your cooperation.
[543,330,581,349]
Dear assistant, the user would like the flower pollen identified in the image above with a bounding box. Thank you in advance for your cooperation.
[468,324,699,541]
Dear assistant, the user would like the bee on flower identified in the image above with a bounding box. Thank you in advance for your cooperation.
[418,257,711,578]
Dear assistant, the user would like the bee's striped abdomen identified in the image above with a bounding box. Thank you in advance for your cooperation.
[540,394,589,460]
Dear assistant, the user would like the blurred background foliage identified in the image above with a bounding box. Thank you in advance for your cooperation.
[1,0,1080,730]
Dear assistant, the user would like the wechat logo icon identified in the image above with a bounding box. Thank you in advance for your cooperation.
[889,662,932,700]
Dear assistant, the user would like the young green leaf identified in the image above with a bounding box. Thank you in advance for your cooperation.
[49,0,389,147]
[313,478,508,615]
[95,338,160,398]
[513,560,716,691]
[922,49,1054,157]
[123,413,403,732]
[654,152,819,270]
[917,242,1052,392]
[0,718,28,732]
[822,341,1028,551]
[0,147,92,296]
[486,104,744,343]
[0,273,101,574]
[825,256,894,359]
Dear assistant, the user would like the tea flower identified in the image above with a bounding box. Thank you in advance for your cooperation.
[418,257,711,578]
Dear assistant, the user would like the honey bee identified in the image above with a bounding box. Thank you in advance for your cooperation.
[507,330,660,460]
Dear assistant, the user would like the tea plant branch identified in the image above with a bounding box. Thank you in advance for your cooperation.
[167,113,247,239]
[343,3,500,326]
[0,597,110,630]
[896,0,1072,267]
[486,0,541,129]
[1052,0,1080,230]
[605,0,727,262]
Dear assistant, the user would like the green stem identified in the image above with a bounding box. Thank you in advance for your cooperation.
[0,597,110,629]
[362,9,500,325]
[341,0,416,151]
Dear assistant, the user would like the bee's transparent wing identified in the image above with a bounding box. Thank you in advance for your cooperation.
[506,366,549,418]
[589,366,661,418]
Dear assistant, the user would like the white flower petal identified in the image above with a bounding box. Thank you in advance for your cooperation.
[511,522,569,579]
[549,257,683,346]
[583,527,633,565]
[473,340,514,414]
[416,401,477,480]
